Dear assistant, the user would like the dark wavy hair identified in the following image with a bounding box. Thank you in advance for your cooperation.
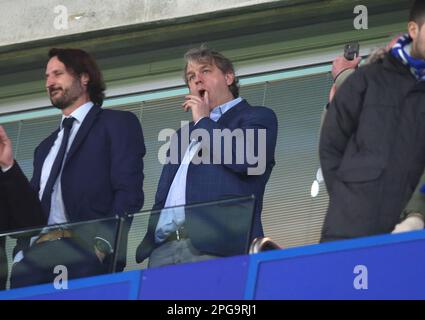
[48,48,105,106]
[183,44,240,98]
[410,0,425,27]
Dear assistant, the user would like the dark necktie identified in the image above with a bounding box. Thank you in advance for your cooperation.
[41,117,75,216]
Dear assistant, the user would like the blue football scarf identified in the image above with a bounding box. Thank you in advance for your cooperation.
[391,34,425,81]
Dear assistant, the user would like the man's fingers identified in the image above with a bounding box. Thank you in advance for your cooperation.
[182,102,189,112]
[203,91,209,106]
[185,95,203,103]
[182,100,193,112]
[0,125,10,142]
[353,56,362,66]
[183,95,205,110]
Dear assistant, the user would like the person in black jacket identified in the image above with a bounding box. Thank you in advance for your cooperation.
[0,125,46,290]
[319,0,425,242]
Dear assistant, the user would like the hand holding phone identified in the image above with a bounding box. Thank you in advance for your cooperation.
[344,42,360,61]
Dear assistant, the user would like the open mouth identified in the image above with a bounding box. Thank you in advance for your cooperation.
[198,89,206,98]
[50,89,62,97]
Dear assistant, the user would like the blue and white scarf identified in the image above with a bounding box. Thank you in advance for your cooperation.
[391,33,425,81]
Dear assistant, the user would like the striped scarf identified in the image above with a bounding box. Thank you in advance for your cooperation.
[391,33,425,81]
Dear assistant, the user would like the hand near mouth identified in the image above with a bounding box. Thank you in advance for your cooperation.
[182,90,210,123]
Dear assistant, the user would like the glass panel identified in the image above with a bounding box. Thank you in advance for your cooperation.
[0,216,120,291]
[124,196,255,270]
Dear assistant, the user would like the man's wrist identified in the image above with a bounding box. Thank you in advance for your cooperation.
[334,68,355,89]
[1,161,14,173]
[194,116,208,126]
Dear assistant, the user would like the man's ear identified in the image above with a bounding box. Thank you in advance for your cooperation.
[225,72,234,86]
[80,73,89,87]
[408,21,419,41]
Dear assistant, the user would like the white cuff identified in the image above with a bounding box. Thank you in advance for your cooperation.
[194,117,207,126]
[13,251,24,264]
[392,216,425,234]
[1,163,13,173]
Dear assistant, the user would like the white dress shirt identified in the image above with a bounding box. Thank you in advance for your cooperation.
[13,102,94,263]
[40,102,94,225]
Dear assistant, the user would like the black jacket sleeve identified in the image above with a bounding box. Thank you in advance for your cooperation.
[0,161,46,232]
[319,69,367,193]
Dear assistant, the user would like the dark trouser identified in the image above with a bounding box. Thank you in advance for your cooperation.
[0,238,7,290]
[320,236,349,243]
[148,239,218,268]
[10,238,107,289]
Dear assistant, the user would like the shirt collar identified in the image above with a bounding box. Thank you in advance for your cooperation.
[209,97,242,122]
[61,101,94,129]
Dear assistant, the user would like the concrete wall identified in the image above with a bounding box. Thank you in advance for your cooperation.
[0,0,282,47]
[0,0,409,115]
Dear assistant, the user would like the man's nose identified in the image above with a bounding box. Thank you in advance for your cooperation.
[46,78,54,89]
[194,73,203,84]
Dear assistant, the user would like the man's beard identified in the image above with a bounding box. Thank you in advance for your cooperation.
[49,82,83,110]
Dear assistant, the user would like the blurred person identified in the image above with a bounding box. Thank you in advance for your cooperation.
[320,1,425,242]
[322,35,424,237]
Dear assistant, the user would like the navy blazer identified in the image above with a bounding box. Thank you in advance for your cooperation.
[1,162,46,290]
[0,162,45,234]
[16,105,145,270]
[136,99,277,263]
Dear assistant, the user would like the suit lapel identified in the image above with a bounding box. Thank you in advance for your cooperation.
[64,106,101,166]
[168,121,195,177]
[38,130,59,163]
[32,129,60,193]
[160,122,195,200]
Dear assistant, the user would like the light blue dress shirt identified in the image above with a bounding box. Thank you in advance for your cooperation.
[154,97,242,243]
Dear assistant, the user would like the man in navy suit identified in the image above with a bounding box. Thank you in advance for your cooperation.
[0,48,145,288]
[136,45,277,267]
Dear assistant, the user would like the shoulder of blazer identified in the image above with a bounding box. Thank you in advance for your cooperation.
[62,105,102,163]
[95,108,144,133]
[97,108,136,122]
[216,99,249,123]
[220,99,276,124]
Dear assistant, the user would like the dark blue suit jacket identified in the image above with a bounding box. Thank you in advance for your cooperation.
[1,163,46,289]
[0,162,45,234]
[16,105,145,270]
[136,99,277,263]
